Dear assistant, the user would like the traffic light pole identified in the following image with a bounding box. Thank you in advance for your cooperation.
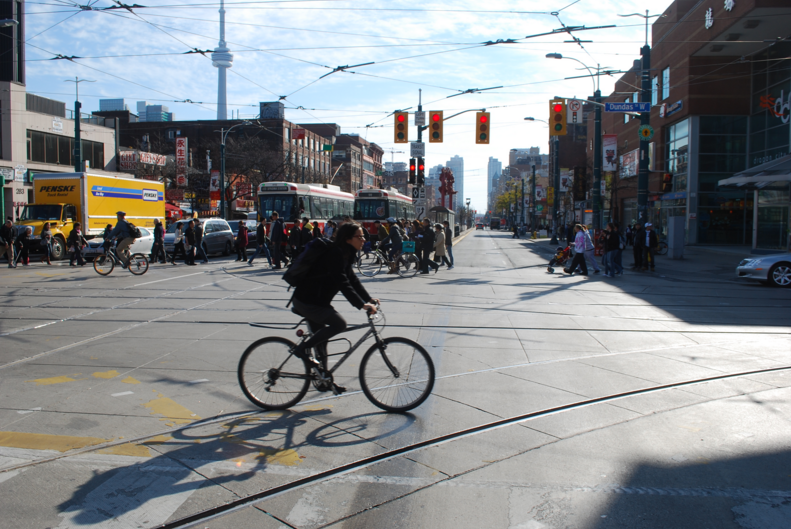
[551,135,560,244]
[531,164,536,230]
[637,44,651,223]
[521,175,525,226]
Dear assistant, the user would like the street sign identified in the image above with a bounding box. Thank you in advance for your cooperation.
[605,102,651,113]
[410,142,425,157]
[419,187,425,199]
[412,187,419,199]
[414,111,426,127]
[639,124,655,141]
[567,99,582,123]
[415,205,427,219]
[411,187,426,199]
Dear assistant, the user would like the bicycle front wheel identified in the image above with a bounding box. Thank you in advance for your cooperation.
[93,254,115,276]
[397,253,420,278]
[238,337,311,410]
[360,337,435,413]
[128,253,149,275]
[357,250,383,277]
[657,242,668,256]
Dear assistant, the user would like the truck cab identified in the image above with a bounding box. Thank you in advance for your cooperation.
[16,203,79,260]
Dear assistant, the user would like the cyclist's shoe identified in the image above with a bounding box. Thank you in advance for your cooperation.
[292,343,321,369]
[332,383,347,395]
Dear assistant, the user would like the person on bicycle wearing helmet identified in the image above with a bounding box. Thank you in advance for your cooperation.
[109,211,135,266]
[291,221,379,392]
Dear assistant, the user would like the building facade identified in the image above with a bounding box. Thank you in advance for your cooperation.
[445,155,464,210]
[586,0,791,250]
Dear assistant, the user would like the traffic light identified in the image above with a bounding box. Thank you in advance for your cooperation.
[549,100,567,136]
[662,173,673,193]
[429,111,443,143]
[409,158,416,185]
[475,112,490,144]
[417,157,425,186]
[394,112,408,143]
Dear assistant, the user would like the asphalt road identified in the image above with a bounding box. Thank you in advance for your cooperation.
[1,230,790,529]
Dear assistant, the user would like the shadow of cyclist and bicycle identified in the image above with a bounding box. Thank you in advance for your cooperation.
[56,408,416,525]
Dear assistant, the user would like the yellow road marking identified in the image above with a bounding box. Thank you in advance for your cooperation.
[122,376,141,384]
[0,431,107,452]
[93,369,120,379]
[26,374,80,386]
[143,397,201,425]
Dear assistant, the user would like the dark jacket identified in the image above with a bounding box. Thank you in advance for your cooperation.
[256,223,266,245]
[381,224,404,246]
[236,226,247,247]
[153,224,164,243]
[444,226,453,247]
[194,224,203,243]
[271,219,285,243]
[288,226,301,248]
[293,243,372,309]
[420,225,435,250]
[300,226,313,247]
[185,226,196,246]
[604,230,620,252]
[644,229,658,249]
[67,229,87,250]
[634,228,646,248]
[109,219,132,240]
[0,224,15,245]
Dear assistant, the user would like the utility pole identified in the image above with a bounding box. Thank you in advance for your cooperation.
[64,77,95,172]
[551,135,560,244]
[521,174,525,227]
[531,164,536,230]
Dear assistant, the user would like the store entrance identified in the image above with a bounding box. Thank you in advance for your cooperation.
[757,206,790,250]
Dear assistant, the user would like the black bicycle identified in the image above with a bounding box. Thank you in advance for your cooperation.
[238,305,435,413]
[93,244,149,276]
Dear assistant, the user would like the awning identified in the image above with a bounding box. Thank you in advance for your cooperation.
[718,154,791,189]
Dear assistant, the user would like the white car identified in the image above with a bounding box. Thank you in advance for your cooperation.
[736,254,791,288]
[83,228,155,258]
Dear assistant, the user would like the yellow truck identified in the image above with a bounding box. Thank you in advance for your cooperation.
[15,172,165,260]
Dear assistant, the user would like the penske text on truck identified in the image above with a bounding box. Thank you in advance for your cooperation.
[15,172,165,260]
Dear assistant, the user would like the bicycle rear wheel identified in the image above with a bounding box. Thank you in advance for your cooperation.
[128,253,149,275]
[359,337,435,412]
[657,242,668,256]
[238,337,311,410]
[357,250,383,277]
[93,254,114,276]
[396,253,420,278]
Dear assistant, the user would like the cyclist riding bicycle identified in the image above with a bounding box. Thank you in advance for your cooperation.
[378,217,404,273]
[291,221,379,393]
[108,211,135,266]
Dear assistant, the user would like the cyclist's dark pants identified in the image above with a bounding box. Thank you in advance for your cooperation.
[292,299,347,361]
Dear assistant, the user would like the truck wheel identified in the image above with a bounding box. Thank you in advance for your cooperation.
[51,236,66,261]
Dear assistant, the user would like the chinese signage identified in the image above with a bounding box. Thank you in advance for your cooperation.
[120,151,168,171]
[547,187,555,207]
[602,134,618,171]
[175,137,188,187]
[15,165,26,182]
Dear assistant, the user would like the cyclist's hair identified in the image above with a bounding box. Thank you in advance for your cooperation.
[335,221,362,246]
[271,211,279,218]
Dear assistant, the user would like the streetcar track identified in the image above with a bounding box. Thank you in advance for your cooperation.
[149,365,791,529]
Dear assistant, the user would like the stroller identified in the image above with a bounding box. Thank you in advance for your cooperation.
[547,245,572,273]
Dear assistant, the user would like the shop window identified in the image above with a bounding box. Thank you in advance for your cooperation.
[662,67,670,100]
[651,76,658,105]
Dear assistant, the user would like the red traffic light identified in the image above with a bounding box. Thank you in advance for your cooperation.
[410,163,416,171]
[418,163,425,171]
[553,103,563,112]
[432,113,441,122]
[479,114,488,123]
[397,114,405,122]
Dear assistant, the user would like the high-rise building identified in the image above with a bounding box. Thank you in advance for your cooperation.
[99,99,128,112]
[136,102,173,123]
[487,157,502,210]
[384,162,407,173]
[0,0,24,85]
[445,156,464,211]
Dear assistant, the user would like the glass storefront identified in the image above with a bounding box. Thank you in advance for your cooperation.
[750,42,791,167]
[697,116,749,244]
[757,184,790,250]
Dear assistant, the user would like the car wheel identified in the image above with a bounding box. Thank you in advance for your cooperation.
[222,241,232,256]
[768,262,791,288]
[50,236,66,261]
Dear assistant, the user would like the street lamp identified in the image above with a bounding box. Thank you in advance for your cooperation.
[0,19,19,27]
[546,53,603,231]
[465,197,471,228]
[217,121,251,219]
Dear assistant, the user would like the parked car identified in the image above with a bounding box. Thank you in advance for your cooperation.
[164,219,234,257]
[736,254,791,288]
[227,220,259,252]
[83,227,154,258]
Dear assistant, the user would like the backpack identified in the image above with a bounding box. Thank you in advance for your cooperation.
[282,237,333,289]
[618,233,626,250]
[127,222,142,239]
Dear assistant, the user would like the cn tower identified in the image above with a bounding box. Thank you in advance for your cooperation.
[211,0,233,120]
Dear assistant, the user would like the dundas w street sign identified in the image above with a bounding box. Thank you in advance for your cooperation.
[605,102,651,113]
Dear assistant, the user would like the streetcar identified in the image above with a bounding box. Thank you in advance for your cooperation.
[354,188,415,235]
[257,181,354,232]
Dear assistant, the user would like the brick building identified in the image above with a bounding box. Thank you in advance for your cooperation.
[587,0,791,249]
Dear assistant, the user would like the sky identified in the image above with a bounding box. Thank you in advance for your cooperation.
[23,0,674,211]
